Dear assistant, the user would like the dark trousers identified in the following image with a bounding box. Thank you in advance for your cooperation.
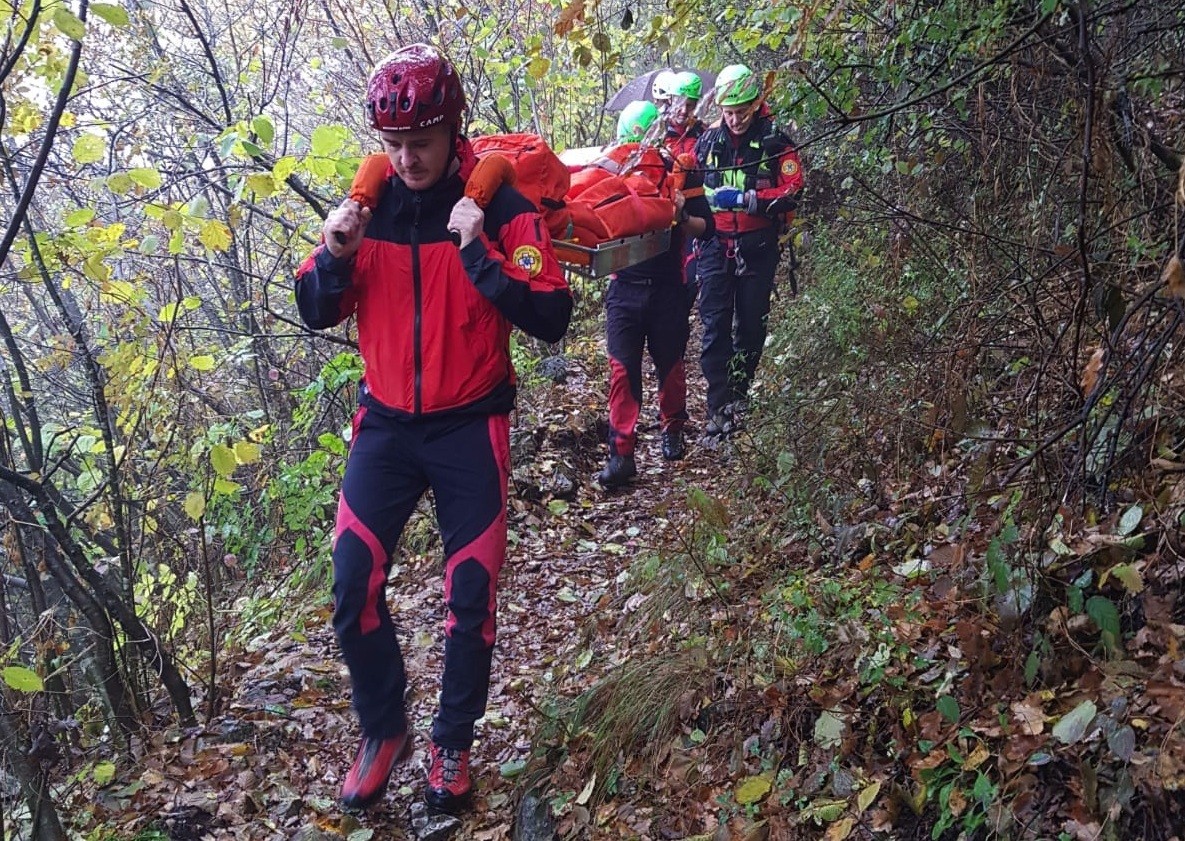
[605,279,691,457]
[697,229,780,416]
[331,407,509,750]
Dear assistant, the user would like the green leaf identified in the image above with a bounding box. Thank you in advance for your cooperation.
[1024,649,1040,685]
[813,709,846,749]
[210,444,237,477]
[183,491,206,521]
[158,302,180,323]
[92,761,116,786]
[547,499,569,515]
[92,3,130,26]
[1116,505,1142,536]
[1105,563,1144,594]
[310,124,345,157]
[189,355,216,371]
[53,7,87,40]
[1086,596,1121,651]
[246,174,276,197]
[139,234,160,255]
[251,115,275,144]
[73,134,106,164]
[936,695,960,724]
[734,774,772,805]
[129,167,162,189]
[1051,700,1097,744]
[500,759,526,778]
[107,172,134,194]
[273,155,299,181]
[2,666,44,692]
[65,207,96,227]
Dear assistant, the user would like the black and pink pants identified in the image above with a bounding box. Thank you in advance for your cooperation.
[331,407,509,751]
[605,278,690,457]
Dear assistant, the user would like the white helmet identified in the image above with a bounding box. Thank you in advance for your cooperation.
[650,69,678,102]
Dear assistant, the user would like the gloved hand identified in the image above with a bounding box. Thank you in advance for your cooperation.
[761,195,798,216]
[711,187,748,211]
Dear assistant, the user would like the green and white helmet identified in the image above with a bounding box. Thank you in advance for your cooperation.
[650,70,679,102]
[671,71,702,101]
[617,99,659,141]
[715,64,760,106]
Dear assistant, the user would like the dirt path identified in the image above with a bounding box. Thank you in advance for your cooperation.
[136,324,719,840]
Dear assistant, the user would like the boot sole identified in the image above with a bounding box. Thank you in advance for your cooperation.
[425,786,474,815]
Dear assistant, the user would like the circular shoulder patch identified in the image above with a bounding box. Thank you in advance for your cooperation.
[781,158,800,177]
[512,245,544,277]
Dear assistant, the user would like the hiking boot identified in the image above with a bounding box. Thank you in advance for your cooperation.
[425,743,473,814]
[661,429,685,461]
[597,454,637,488]
[340,731,413,811]
[704,410,733,438]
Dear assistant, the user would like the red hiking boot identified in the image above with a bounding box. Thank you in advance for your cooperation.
[425,743,473,813]
[340,732,413,810]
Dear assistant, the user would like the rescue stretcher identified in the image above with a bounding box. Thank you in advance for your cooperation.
[346,141,678,280]
[552,144,677,278]
[552,228,672,279]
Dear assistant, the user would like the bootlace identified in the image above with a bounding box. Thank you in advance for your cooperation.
[436,747,464,784]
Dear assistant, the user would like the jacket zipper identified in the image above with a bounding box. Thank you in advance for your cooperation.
[412,192,423,416]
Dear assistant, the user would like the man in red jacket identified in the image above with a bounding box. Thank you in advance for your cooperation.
[296,44,572,814]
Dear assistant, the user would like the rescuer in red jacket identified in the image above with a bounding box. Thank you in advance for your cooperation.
[295,44,572,814]
[694,64,804,438]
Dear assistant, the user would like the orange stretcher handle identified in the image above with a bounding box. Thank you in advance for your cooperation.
[448,154,516,245]
[331,154,391,244]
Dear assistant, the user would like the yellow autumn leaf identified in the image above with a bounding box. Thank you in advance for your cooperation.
[857,780,881,813]
[233,441,261,464]
[734,774,772,805]
[213,477,242,495]
[210,444,237,477]
[183,492,206,521]
[189,355,216,371]
[2,665,44,693]
[199,219,232,252]
[824,818,854,841]
[961,743,991,771]
[73,133,106,164]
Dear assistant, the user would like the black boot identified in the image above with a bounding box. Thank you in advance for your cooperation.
[661,429,685,461]
[597,454,636,488]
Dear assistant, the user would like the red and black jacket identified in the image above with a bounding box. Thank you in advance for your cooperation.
[694,107,804,236]
[663,119,704,160]
[296,140,572,418]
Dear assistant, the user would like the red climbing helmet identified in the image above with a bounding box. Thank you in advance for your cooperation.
[365,44,466,131]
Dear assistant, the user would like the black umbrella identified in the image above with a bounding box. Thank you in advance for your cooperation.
[604,67,717,112]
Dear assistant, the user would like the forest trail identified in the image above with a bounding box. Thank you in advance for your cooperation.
[127,306,740,840]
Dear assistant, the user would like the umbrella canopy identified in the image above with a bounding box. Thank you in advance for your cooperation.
[604,67,717,112]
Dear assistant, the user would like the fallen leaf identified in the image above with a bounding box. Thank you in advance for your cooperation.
[1012,698,1045,735]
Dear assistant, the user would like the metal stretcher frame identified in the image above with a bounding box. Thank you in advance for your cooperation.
[553,228,672,279]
